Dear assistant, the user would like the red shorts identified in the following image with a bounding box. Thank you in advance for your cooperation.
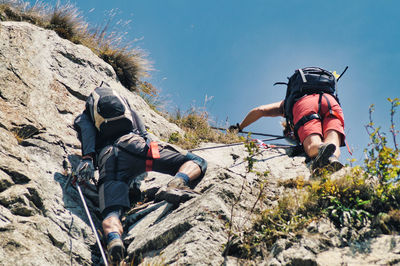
[292,94,345,144]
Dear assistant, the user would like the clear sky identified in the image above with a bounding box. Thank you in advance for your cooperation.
[29,0,399,164]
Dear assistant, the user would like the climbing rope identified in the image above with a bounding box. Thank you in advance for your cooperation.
[189,137,297,152]
[211,126,286,139]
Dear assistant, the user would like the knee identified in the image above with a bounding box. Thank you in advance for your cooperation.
[185,152,207,174]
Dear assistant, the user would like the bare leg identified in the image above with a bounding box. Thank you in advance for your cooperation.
[302,133,323,158]
[177,161,201,182]
[102,216,123,236]
[102,215,125,263]
[323,130,342,158]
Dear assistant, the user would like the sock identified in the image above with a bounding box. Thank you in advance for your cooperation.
[175,172,190,185]
[106,231,121,244]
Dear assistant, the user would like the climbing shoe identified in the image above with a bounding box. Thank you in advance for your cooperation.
[107,237,125,264]
[312,143,336,170]
[155,187,198,205]
[167,177,190,190]
[328,155,344,172]
[154,178,199,205]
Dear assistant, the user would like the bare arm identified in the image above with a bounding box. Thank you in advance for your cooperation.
[239,100,284,130]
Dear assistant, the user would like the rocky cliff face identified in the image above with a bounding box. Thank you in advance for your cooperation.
[1,21,400,266]
[0,21,181,265]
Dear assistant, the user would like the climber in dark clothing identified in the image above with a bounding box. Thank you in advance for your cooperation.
[74,86,207,264]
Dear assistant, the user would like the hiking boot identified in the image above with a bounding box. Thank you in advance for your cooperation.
[107,237,125,264]
[328,155,344,172]
[155,186,198,205]
[167,177,190,190]
[312,143,336,169]
[155,178,199,205]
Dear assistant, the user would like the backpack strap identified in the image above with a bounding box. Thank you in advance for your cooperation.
[318,93,323,114]
[321,94,345,126]
[320,94,332,115]
[321,94,351,154]
[298,68,307,83]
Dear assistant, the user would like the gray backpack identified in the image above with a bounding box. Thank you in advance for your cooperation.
[87,87,135,140]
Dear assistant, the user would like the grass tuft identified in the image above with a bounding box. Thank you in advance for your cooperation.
[0,1,151,94]
[99,48,149,90]
[168,108,243,150]
[46,2,86,43]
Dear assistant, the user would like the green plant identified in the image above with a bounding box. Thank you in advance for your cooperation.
[223,134,269,257]
[364,98,400,182]
[244,135,259,173]
[362,98,400,220]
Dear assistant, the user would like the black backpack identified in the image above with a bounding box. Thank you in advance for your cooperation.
[86,86,135,140]
[275,66,347,141]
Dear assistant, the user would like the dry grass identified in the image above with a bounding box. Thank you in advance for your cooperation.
[45,2,87,43]
[0,0,151,94]
[168,108,243,150]
[0,1,45,25]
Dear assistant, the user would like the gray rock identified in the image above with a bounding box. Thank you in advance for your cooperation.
[0,21,181,265]
[0,169,14,192]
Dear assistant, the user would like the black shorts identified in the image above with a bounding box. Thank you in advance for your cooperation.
[97,133,191,213]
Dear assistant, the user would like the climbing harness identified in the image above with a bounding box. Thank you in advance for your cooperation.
[145,141,161,172]
[66,174,109,266]
[111,140,160,174]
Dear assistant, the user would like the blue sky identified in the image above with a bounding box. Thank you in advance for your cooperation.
[30,0,399,164]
